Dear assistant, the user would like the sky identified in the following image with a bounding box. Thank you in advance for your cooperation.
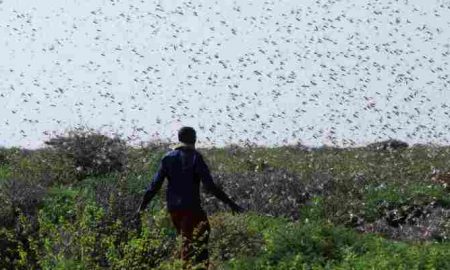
[0,0,449,148]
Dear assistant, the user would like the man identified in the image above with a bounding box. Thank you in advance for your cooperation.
[137,126,243,269]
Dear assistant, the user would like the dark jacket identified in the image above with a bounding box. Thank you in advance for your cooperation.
[139,145,239,211]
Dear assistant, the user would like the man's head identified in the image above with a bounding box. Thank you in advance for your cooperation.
[178,126,196,145]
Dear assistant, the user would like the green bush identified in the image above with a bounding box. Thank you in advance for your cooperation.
[110,225,176,270]
[45,129,127,180]
[364,182,450,222]
[0,148,8,166]
[36,190,114,269]
[0,165,11,181]
[40,187,79,225]
[209,213,264,262]
[29,186,177,269]
[227,218,450,270]
[8,148,76,186]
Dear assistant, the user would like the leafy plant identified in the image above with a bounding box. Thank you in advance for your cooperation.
[45,128,127,180]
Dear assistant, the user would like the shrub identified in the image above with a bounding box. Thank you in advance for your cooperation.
[0,179,46,228]
[0,165,11,180]
[0,147,21,166]
[0,147,8,165]
[0,229,19,269]
[358,204,450,242]
[108,209,177,270]
[208,213,264,261]
[110,226,176,270]
[203,169,310,219]
[76,174,148,229]
[45,129,127,180]
[226,219,364,269]
[0,179,46,269]
[35,198,109,269]
[39,187,79,225]
[8,148,76,186]
[363,183,450,222]
[227,217,450,270]
[354,183,450,241]
[366,139,409,151]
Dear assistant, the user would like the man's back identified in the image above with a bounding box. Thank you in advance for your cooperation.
[141,144,237,212]
[163,146,202,210]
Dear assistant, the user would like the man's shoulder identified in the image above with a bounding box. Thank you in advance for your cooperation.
[162,150,177,160]
[161,149,199,159]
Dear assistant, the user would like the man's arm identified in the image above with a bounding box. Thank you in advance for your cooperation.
[137,158,167,212]
[195,152,243,212]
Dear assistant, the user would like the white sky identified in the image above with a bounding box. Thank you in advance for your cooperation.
[0,0,449,148]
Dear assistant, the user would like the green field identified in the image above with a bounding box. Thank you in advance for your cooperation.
[1,140,449,269]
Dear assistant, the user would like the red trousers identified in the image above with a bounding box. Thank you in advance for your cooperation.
[169,209,211,269]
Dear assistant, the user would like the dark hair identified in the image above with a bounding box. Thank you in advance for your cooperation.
[178,126,196,144]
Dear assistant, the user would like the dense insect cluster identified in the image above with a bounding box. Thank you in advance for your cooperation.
[203,169,309,219]
[0,1,449,147]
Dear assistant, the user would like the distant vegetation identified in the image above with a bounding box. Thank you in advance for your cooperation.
[0,131,449,269]
[44,128,127,180]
